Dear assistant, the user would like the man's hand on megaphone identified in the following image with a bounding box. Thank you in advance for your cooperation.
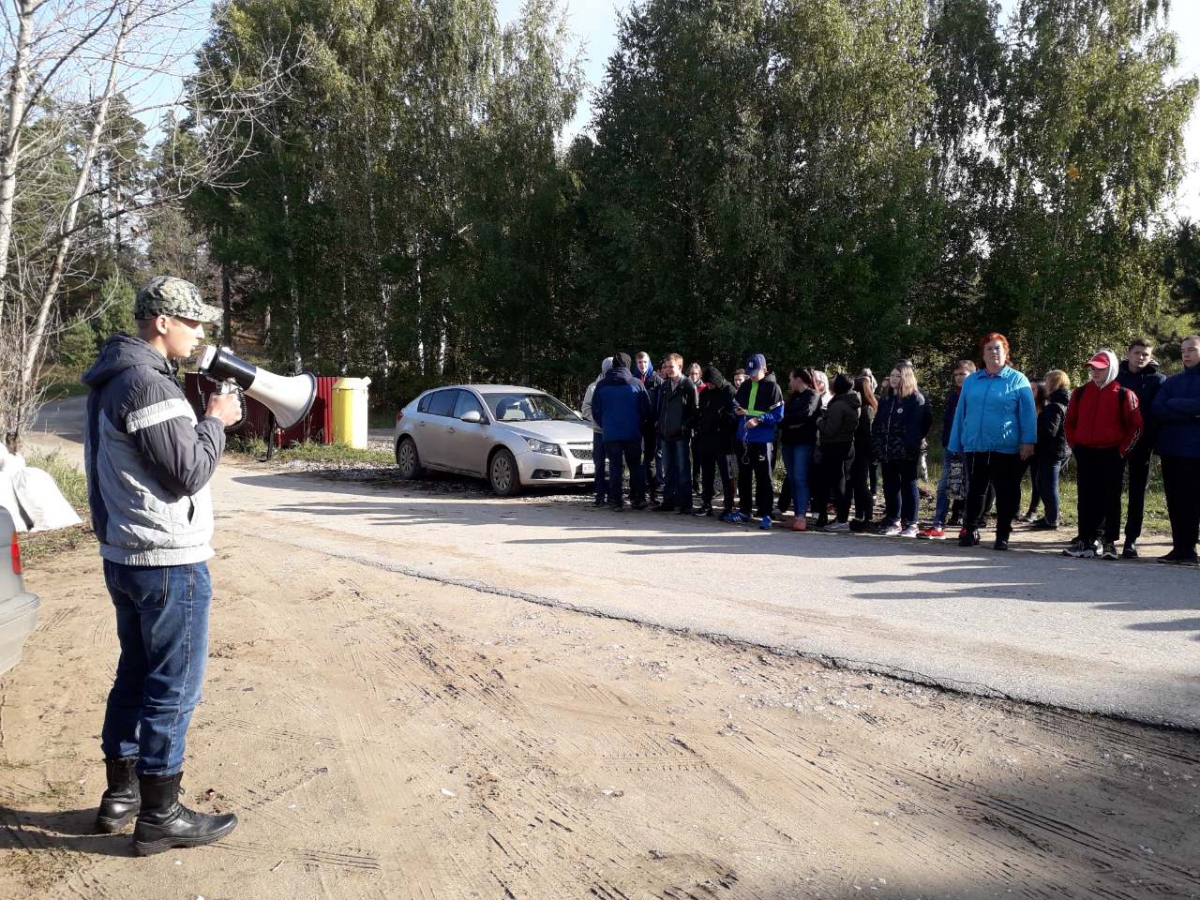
[206,390,242,427]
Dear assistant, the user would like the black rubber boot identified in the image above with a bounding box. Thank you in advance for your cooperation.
[132,772,238,856]
[95,757,140,833]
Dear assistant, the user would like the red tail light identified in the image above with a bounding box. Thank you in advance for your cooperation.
[395,409,404,424]
[10,530,21,576]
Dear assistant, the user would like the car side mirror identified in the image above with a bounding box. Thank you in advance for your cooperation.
[460,410,484,424]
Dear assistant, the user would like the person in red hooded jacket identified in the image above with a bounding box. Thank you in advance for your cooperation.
[1063,349,1143,560]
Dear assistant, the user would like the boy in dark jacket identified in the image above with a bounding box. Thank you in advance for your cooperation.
[1151,335,1200,565]
[592,353,652,511]
[814,374,861,530]
[693,365,737,517]
[655,353,699,513]
[1115,339,1167,557]
[1063,350,1143,559]
[634,352,664,503]
[729,354,785,529]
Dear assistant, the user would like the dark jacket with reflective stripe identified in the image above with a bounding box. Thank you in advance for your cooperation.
[82,334,225,566]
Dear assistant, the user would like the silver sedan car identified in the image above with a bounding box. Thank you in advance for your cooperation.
[0,507,39,676]
[394,385,598,496]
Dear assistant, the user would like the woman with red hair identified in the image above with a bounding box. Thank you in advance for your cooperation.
[946,333,1038,550]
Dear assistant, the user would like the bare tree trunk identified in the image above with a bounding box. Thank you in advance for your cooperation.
[0,1,37,322]
[279,188,302,374]
[19,3,133,388]
[221,259,233,351]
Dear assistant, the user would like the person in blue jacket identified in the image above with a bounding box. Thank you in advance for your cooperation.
[947,332,1037,551]
[1151,334,1200,565]
[591,353,652,512]
[728,354,785,529]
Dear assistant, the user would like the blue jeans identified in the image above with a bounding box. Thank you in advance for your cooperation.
[882,459,919,527]
[605,439,646,507]
[782,444,813,520]
[1037,456,1067,526]
[101,560,212,776]
[660,437,693,510]
[592,431,608,503]
[933,452,958,527]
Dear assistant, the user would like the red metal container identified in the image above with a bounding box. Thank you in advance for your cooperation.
[184,373,338,447]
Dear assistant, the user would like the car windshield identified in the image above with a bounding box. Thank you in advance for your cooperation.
[479,391,580,423]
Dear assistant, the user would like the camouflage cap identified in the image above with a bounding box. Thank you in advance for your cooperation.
[135,276,222,324]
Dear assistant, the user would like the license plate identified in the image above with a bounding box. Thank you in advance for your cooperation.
[581,462,595,476]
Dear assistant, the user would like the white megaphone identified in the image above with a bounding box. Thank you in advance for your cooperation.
[197,346,317,430]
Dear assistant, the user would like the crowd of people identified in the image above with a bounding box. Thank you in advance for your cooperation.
[582,333,1200,566]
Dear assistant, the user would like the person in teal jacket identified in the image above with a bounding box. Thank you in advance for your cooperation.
[947,332,1037,551]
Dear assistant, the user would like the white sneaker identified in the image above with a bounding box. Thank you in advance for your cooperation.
[881,522,902,536]
[899,524,919,538]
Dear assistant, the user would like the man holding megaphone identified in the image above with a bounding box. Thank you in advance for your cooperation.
[82,276,242,855]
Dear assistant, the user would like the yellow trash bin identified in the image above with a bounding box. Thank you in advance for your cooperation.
[332,377,372,449]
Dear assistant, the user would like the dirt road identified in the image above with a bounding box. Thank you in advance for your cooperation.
[4,402,1200,897]
[3,513,1200,899]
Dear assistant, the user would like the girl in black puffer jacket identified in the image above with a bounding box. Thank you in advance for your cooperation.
[1031,370,1072,529]
[871,363,933,536]
[779,368,822,531]
[813,374,861,530]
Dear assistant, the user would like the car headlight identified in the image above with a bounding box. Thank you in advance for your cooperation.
[524,437,562,456]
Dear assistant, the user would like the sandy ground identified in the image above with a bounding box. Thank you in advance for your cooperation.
[3,525,1200,899]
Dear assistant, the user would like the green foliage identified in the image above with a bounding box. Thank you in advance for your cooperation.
[182,0,1197,400]
[55,319,98,369]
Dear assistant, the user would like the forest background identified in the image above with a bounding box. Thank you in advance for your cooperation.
[3,0,1200,446]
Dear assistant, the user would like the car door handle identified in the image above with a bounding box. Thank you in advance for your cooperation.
[418,421,426,427]
[447,428,456,434]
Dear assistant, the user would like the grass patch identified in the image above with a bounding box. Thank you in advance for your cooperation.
[17,523,95,565]
[36,365,90,401]
[226,436,393,466]
[22,449,89,510]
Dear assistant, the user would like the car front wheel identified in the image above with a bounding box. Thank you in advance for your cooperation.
[396,436,423,479]
[489,448,521,497]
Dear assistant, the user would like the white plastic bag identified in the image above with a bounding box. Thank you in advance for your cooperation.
[0,443,81,531]
[0,471,26,532]
[13,466,81,531]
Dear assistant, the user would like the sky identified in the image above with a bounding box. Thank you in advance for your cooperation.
[496,0,1200,221]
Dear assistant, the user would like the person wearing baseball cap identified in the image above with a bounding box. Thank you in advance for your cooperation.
[81,276,242,854]
[1062,349,1144,559]
[728,353,785,529]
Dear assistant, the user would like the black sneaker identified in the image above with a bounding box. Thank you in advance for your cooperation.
[692,506,711,517]
[1029,518,1058,531]
[1122,543,1138,559]
[1063,538,1098,559]
[631,500,649,511]
[1157,551,1200,567]
[994,538,1009,551]
[652,503,677,513]
[957,529,980,547]
[1101,542,1119,560]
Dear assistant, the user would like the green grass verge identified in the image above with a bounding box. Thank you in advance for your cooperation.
[226,436,393,466]
[23,450,88,509]
[15,450,94,564]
